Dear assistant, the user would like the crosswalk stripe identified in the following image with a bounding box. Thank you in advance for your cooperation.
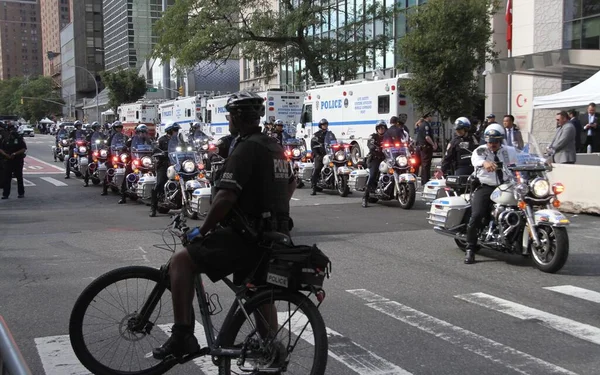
[544,285,600,304]
[40,177,69,187]
[349,289,576,375]
[34,335,89,375]
[277,312,412,375]
[158,321,218,375]
[456,292,600,346]
[13,178,36,186]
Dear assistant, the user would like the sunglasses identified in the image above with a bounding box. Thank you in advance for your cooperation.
[225,114,231,121]
[487,140,501,144]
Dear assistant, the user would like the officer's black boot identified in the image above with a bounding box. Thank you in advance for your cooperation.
[101,180,108,196]
[310,185,317,196]
[65,163,70,179]
[83,174,89,187]
[362,190,369,208]
[118,193,127,204]
[149,190,157,217]
[464,248,475,264]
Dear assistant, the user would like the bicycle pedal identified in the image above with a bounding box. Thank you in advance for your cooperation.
[177,347,210,364]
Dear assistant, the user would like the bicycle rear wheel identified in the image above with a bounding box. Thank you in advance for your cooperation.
[218,289,328,375]
[69,266,176,375]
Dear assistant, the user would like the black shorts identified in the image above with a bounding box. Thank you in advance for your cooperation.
[187,227,262,283]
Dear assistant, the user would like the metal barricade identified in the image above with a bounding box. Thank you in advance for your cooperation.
[0,316,32,375]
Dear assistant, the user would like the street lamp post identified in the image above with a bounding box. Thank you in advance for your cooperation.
[71,65,100,124]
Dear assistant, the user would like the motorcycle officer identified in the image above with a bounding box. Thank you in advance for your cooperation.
[262,120,273,135]
[101,121,128,196]
[439,117,478,177]
[465,123,518,264]
[272,119,291,146]
[117,124,151,204]
[149,121,180,217]
[82,122,103,187]
[310,118,333,196]
[362,120,388,208]
[65,120,84,179]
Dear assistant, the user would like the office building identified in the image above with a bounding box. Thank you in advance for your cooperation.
[40,0,71,85]
[0,0,42,80]
[102,0,174,72]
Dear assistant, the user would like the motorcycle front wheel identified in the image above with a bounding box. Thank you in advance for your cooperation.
[337,175,349,197]
[397,182,416,209]
[529,226,569,273]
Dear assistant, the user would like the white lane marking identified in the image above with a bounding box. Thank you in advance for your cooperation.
[158,321,218,375]
[544,285,600,304]
[14,178,36,186]
[291,197,300,201]
[25,155,64,171]
[40,177,69,187]
[23,171,64,175]
[35,335,90,375]
[349,289,576,375]
[277,311,413,374]
[456,292,600,346]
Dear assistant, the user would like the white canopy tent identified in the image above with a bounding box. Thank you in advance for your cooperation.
[101,109,115,116]
[532,70,600,109]
[39,117,54,124]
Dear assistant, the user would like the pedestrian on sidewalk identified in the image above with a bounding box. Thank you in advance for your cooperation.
[0,122,27,199]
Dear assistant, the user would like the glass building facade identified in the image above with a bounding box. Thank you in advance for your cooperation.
[563,0,600,49]
[102,0,173,72]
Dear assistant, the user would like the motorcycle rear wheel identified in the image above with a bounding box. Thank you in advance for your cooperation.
[91,177,101,185]
[529,226,569,273]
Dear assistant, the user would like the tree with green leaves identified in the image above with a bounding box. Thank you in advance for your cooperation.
[398,0,499,122]
[0,76,64,122]
[153,0,394,84]
[100,69,147,112]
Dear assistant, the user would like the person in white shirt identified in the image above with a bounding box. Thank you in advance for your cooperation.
[464,123,518,264]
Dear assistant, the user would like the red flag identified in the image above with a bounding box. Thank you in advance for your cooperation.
[505,0,513,50]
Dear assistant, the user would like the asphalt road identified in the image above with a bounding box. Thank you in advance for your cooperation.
[1,134,600,375]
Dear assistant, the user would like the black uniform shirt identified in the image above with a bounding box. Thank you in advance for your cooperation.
[367,133,385,160]
[215,129,293,221]
[1,130,27,160]
[416,122,433,146]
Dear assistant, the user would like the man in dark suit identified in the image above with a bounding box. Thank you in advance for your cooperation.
[502,114,524,150]
[567,109,583,152]
[580,102,600,152]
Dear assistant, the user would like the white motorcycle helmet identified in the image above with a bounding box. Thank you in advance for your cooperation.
[483,123,505,143]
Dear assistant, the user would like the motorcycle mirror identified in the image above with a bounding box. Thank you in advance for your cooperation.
[349,135,355,140]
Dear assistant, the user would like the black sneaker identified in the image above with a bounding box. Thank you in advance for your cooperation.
[17,195,24,199]
[152,328,200,360]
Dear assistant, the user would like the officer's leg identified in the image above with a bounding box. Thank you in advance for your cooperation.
[1,162,11,198]
[311,156,323,195]
[150,168,166,217]
[65,147,72,179]
[14,159,25,197]
[118,164,130,204]
[465,185,494,264]
[420,146,433,186]
[83,152,90,187]
[101,161,109,195]
[362,160,379,207]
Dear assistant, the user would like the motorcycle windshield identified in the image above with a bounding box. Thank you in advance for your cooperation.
[192,130,209,141]
[57,130,68,139]
[514,132,551,171]
[131,136,152,151]
[284,138,303,147]
[111,133,126,152]
[91,133,106,150]
[169,151,198,166]
[75,129,87,141]
[387,145,410,157]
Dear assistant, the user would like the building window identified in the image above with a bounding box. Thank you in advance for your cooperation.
[377,95,390,114]
[564,1,600,49]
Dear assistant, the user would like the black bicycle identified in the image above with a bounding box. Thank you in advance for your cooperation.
[68,213,330,375]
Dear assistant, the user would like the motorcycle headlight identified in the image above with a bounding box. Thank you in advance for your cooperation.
[202,144,209,150]
[141,156,152,167]
[182,160,196,173]
[395,155,408,167]
[335,150,345,161]
[292,148,301,157]
[61,140,68,145]
[120,153,128,162]
[100,149,108,158]
[78,146,87,153]
[530,178,550,198]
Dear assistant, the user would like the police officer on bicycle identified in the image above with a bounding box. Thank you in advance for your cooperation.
[362,120,387,207]
[152,91,295,359]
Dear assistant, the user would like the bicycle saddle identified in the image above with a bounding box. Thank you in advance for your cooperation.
[261,231,292,246]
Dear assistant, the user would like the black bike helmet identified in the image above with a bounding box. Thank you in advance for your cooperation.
[318,118,329,129]
[375,120,387,132]
[112,121,123,129]
[225,91,265,119]
[91,121,101,130]
[74,120,83,128]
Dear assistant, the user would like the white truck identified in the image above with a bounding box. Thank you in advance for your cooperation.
[297,76,425,163]
[117,101,160,137]
[157,95,211,138]
[205,90,305,138]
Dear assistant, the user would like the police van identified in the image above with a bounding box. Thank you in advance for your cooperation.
[297,75,423,163]
[117,101,159,137]
[205,90,305,138]
[157,95,211,138]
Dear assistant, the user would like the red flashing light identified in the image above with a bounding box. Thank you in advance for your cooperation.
[285,150,292,156]
[308,95,311,100]
[410,158,417,165]
[112,156,118,162]
[332,144,341,150]
[133,160,140,166]
[394,143,400,148]
[197,163,205,170]
[391,85,396,91]
[383,143,390,148]
[268,107,275,111]
[343,91,347,96]
[209,144,216,150]
[93,151,99,157]
[399,100,407,106]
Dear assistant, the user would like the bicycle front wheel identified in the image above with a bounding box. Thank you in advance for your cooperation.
[218,289,328,375]
[69,266,176,375]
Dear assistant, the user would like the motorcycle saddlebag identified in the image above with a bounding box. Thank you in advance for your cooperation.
[263,244,331,291]
[422,179,446,203]
[348,169,369,191]
[428,196,469,229]
[298,162,314,181]
[445,175,470,189]
[137,175,156,200]
[190,187,212,215]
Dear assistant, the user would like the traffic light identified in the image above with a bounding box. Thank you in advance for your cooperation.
[178,86,184,96]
